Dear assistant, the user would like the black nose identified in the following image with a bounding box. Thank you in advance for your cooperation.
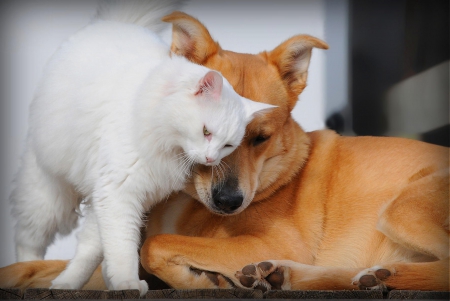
[212,185,244,214]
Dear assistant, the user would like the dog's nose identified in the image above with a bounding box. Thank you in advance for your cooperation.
[212,186,244,214]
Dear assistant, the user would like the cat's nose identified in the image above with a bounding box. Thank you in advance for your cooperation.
[206,157,215,164]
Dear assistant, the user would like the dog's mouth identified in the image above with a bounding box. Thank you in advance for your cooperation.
[185,163,256,216]
[194,175,251,216]
[210,185,245,215]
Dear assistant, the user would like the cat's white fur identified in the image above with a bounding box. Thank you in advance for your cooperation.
[10,0,273,295]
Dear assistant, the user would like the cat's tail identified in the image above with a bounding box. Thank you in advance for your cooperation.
[95,0,186,33]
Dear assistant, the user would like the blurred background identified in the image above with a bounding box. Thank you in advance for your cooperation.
[0,0,448,267]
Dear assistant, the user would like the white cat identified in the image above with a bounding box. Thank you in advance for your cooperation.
[10,0,274,296]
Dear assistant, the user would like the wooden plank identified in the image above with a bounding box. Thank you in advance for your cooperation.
[145,289,263,299]
[23,288,53,299]
[264,289,384,299]
[103,289,140,299]
[388,290,450,299]
[50,289,105,299]
[23,288,105,299]
[23,288,141,299]
[0,288,23,299]
[18,288,448,299]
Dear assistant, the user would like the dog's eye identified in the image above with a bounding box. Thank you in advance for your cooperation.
[252,135,270,146]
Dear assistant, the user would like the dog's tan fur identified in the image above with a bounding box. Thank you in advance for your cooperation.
[0,12,448,292]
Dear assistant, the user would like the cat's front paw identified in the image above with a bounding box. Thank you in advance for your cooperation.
[116,279,148,297]
[50,281,77,290]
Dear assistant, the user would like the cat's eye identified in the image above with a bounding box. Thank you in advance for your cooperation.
[203,126,211,136]
[252,135,270,146]
[224,144,233,148]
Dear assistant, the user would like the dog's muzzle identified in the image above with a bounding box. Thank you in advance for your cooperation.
[211,177,243,214]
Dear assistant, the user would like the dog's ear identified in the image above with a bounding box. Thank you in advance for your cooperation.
[162,11,221,64]
[266,35,328,111]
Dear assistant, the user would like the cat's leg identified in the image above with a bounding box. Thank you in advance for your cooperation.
[51,207,103,289]
[11,149,79,262]
[93,184,148,296]
[101,260,113,290]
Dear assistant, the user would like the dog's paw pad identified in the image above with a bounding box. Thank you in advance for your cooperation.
[352,266,392,291]
[236,264,259,288]
[375,268,391,280]
[257,262,274,275]
[265,266,285,289]
[359,274,378,287]
[235,261,289,291]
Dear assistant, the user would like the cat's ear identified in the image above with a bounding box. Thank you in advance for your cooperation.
[242,98,277,123]
[195,71,223,100]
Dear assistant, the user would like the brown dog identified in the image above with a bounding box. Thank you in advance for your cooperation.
[0,12,448,292]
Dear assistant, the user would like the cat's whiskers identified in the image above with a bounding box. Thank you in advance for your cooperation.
[211,162,228,193]
[220,160,232,172]
[171,152,193,191]
[215,163,225,184]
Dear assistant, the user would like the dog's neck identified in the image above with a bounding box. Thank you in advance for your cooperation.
[253,119,311,203]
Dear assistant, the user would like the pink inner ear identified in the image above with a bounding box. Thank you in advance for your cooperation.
[205,133,212,141]
[195,71,223,100]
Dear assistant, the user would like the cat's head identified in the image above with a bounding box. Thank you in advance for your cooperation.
[177,70,275,166]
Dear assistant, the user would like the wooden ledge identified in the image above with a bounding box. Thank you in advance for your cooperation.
[1,288,448,300]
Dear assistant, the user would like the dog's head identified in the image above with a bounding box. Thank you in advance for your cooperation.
[163,12,328,215]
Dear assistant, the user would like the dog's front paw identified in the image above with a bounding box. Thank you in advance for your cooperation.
[235,261,291,292]
[352,266,392,291]
[116,279,148,296]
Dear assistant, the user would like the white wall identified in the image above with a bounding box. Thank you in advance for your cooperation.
[0,0,328,267]
[324,0,349,118]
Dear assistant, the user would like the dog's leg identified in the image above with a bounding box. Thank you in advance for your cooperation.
[236,260,362,291]
[140,234,284,289]
[0,260,106,290]
[237,258,449,292]
[378,168,449,260]
[352,258,449,291]
[351,169,450,291]
[355,169,449,291]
